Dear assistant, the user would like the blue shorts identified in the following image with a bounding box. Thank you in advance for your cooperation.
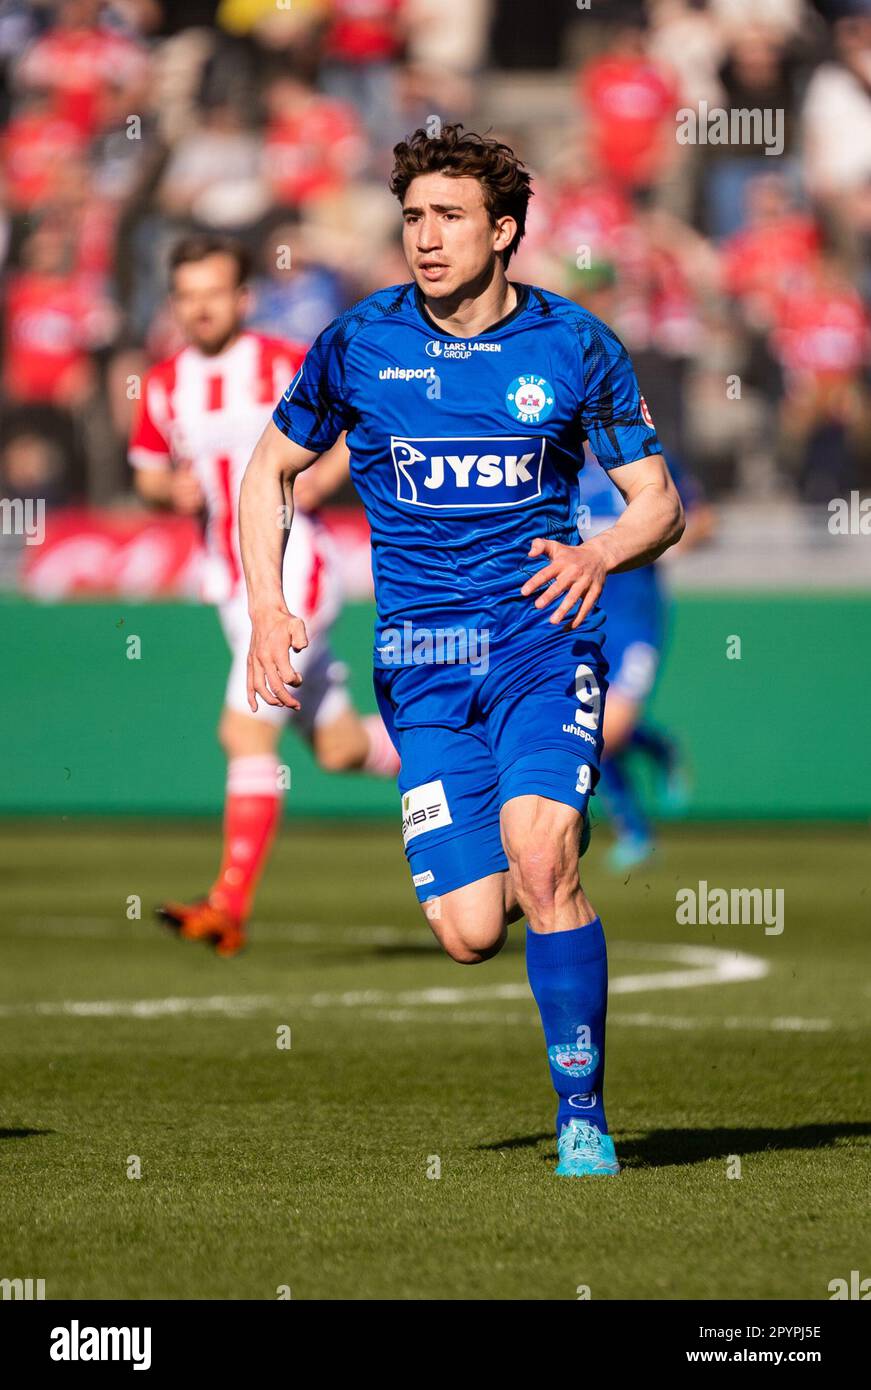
[374,630,609,902]
[601,573,664,703]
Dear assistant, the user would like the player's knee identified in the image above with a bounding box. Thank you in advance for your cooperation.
[314,737,358,772]
[218,707,277,760]
[312,716,367,772]
[441,931,505,965]
[218,711,245,759]
[421,899,506,964]
[506,840,578,918]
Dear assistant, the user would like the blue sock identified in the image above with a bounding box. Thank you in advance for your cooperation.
[598,752,650,843]
[526,919,610,1138]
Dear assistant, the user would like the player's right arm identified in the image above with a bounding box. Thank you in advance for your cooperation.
[239,420,322,713]
[129,364,205,515]
[244,322,353,710]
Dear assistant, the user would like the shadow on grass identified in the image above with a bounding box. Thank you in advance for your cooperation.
[0,1128,54,1141]
[478,1122,871,1168]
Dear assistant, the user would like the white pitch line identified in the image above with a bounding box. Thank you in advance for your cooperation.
[0,943,767,1020]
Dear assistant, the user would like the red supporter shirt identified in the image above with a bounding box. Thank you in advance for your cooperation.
[2,109,86,210]
[773,284,869,384]
[263,99,365,204]
[324,0,403,63]
[17,26,148,136]
[723,215,821,323]
[578,56,678,187]
[3,271,97,402]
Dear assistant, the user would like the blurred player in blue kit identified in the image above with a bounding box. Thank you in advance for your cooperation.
[576,448,716,870]
[239,127,685,1177]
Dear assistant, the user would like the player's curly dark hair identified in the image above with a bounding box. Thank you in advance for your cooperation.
[389,124,533,266]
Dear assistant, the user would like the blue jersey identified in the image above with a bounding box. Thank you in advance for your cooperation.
[272,281,661,663]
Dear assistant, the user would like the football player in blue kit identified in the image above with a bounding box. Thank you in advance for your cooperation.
[576,448,716,870]
[239,126,685,1177]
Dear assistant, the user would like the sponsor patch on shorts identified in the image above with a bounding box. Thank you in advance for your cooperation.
[412,869,435,886]
[401,779,453,846]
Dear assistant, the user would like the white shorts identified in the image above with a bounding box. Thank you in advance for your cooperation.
[609,640,660,703]
[218,512,351,737]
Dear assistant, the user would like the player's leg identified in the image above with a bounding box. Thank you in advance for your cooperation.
[418,870,523,964]
[207,704,283,926]
[281,640,401,778]
[598,640,660,870]
[500,794,618,1177]
[374,663,518,961]
[311,696,400,778]
[485,631,618,1176]
[157,598,286,956]
[629,722,690,812]
[283,512,400,778]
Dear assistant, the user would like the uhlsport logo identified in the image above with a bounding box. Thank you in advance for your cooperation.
[378,365,437,381]
[506,374,555,424]
[391,435,545,508]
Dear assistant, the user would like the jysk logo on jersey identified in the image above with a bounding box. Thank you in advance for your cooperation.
[401,779,452,845]
[506,375,555,424]
[391,435,545,509]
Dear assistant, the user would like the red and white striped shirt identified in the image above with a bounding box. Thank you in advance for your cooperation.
[129,332,305,604]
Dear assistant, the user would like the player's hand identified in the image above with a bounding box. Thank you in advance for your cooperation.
[521,537,610,629]
[169,465,206,515]
[247,608,309,713]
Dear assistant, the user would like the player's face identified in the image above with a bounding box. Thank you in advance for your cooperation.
[171,255,249,355]
[402,173,514,302]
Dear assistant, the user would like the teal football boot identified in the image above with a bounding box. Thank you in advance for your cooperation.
[555,1118,620,1177]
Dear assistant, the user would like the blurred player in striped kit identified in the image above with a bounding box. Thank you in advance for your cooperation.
[130,235,398,957]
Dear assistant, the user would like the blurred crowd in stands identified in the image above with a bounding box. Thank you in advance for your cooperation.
[0,0,868,514]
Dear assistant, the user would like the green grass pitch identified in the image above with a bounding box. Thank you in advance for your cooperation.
[1,820,868,1300]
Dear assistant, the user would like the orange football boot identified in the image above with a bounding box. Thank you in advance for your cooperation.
[155,899,247,958]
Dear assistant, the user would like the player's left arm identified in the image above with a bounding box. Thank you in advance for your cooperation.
[522,453,685,628]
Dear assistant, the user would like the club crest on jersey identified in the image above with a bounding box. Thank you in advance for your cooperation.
[506,374,555,424]
[391,435,545,509]
[548,1040,600,1078]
